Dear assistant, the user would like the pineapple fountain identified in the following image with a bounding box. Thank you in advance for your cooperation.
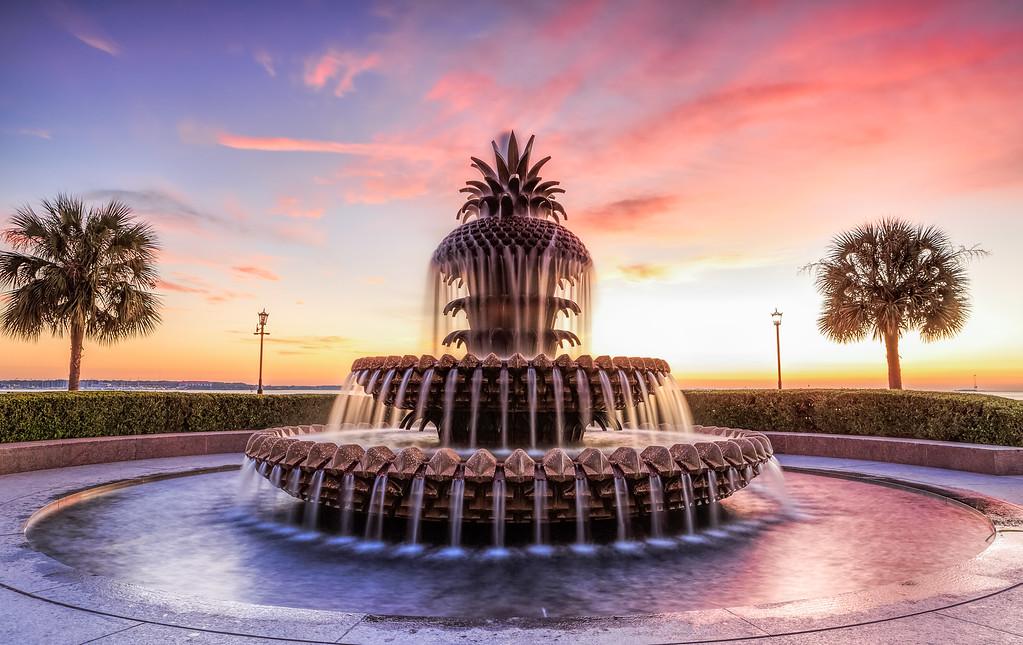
[242,133,776,551]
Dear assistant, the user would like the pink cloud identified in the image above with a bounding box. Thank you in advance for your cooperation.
[253,50,275,77]
[216,132,437,160]
[425,73,500,114]
[618,263,670,280]
[157,273,250,303]
[157,279,205,294]
[304,49,380,97]
[273,196,323,219]
[575,195,680,233]
[16,128,51,140]
[232,265,280,281]
[51,4,121,56]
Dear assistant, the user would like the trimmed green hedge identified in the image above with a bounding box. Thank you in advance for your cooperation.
[3,389,1021,447]
[684,389,1023,447]
[0,392,335,443]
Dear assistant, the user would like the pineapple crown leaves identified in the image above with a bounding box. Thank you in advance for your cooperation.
[457,131,567,224]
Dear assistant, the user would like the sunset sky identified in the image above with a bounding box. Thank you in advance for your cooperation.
[1,0,1021,390]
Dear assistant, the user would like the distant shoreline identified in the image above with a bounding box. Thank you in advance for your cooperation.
[0,380,340,393]
[1,381,1020,401]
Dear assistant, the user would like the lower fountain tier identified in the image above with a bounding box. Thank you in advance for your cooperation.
[348,354,680,445]
[244,425,773,524]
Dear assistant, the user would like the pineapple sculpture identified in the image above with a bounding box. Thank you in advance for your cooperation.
[432,132,593,358]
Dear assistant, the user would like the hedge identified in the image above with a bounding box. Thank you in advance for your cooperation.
[684,389,1023,447]
[0,392,335,444]
[2,389,1021,448]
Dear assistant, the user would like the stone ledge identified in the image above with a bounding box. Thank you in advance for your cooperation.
[764,431,1023,475]
[0,431,254,476]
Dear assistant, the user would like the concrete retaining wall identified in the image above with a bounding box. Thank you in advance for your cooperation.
[0,431,253,476]
[763,431,1023,475]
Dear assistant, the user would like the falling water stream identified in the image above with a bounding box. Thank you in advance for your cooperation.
[706,471,721,529]
[533,474,548,549]
[441,369,458,444]
[681,472,695,536]
[499,369,510,451]
[574,472,590,548]
[448,478,465,549]
[552,367,565,445]
[613,475,631,544]
[491,477,507,552]
[406,477,425,545]
[303,470,325,532]
[365,474,389,542]
[575,368,591,428]
[527,367,538,448]
[469,368,483,448]
[339,473,356,537]
[414,368,435,429]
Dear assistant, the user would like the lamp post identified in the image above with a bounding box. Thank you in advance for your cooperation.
[771,308,783,390]
[254,309,269,395]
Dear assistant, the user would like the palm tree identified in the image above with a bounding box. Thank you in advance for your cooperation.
[806,218,985,389]
[1,194,161,390]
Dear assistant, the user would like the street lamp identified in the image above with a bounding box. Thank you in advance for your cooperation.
[771,308,783,390]
[254,309,270,395]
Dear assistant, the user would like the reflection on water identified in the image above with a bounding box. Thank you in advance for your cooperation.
[28,471,992,618]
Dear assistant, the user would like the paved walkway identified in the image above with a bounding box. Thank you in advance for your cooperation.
[1,453,1022,644]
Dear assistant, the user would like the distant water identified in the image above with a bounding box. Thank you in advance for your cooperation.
[970,391,1023,401]
[3,387,1020,400]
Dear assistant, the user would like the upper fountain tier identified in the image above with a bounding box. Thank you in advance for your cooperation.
[429,132,593,358]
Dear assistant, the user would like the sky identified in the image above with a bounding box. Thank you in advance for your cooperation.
[1,0,1022,390]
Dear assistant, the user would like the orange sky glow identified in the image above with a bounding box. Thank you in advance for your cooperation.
[1,1,1021,390]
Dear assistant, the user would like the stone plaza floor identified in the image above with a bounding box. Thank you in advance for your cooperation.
[1,452,1021,644]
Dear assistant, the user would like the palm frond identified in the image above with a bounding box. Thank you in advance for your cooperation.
[807,217,985,346]
[1,195,162,345]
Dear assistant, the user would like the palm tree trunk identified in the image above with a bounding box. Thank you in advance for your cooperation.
[68,320,85,391]
[883,331,902,390]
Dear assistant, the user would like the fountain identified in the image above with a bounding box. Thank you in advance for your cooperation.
[21,134,1008,626]
[243,133,774,546]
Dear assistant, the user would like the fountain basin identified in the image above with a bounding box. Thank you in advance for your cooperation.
[244,424,772,524]
[24,463,997,618]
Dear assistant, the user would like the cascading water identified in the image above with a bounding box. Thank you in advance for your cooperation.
[575,368,591,428]
[242,131,778,555]
[441,369,458,444]
[365,474,389,542]
[613,475,631,544]
[339,473,356,538]
[448,478,465,549]
[491,477,506,552]
[526,367,538,448]
[373,369,397,427]
[598,369,615,427]
[498,368,510,450]
[648,473,666,541]
[469,367,483,448]
[406,477,425,545]
[532,474,548,550]
[303,470,325,532]
[706,471,720,529]
[286,468,301,496]
[618,370,638,429]
[552,367,565,445]
[573,471,590,551]
[636,374,651,429]
[414,368,434,429]
[681,472,695,536]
